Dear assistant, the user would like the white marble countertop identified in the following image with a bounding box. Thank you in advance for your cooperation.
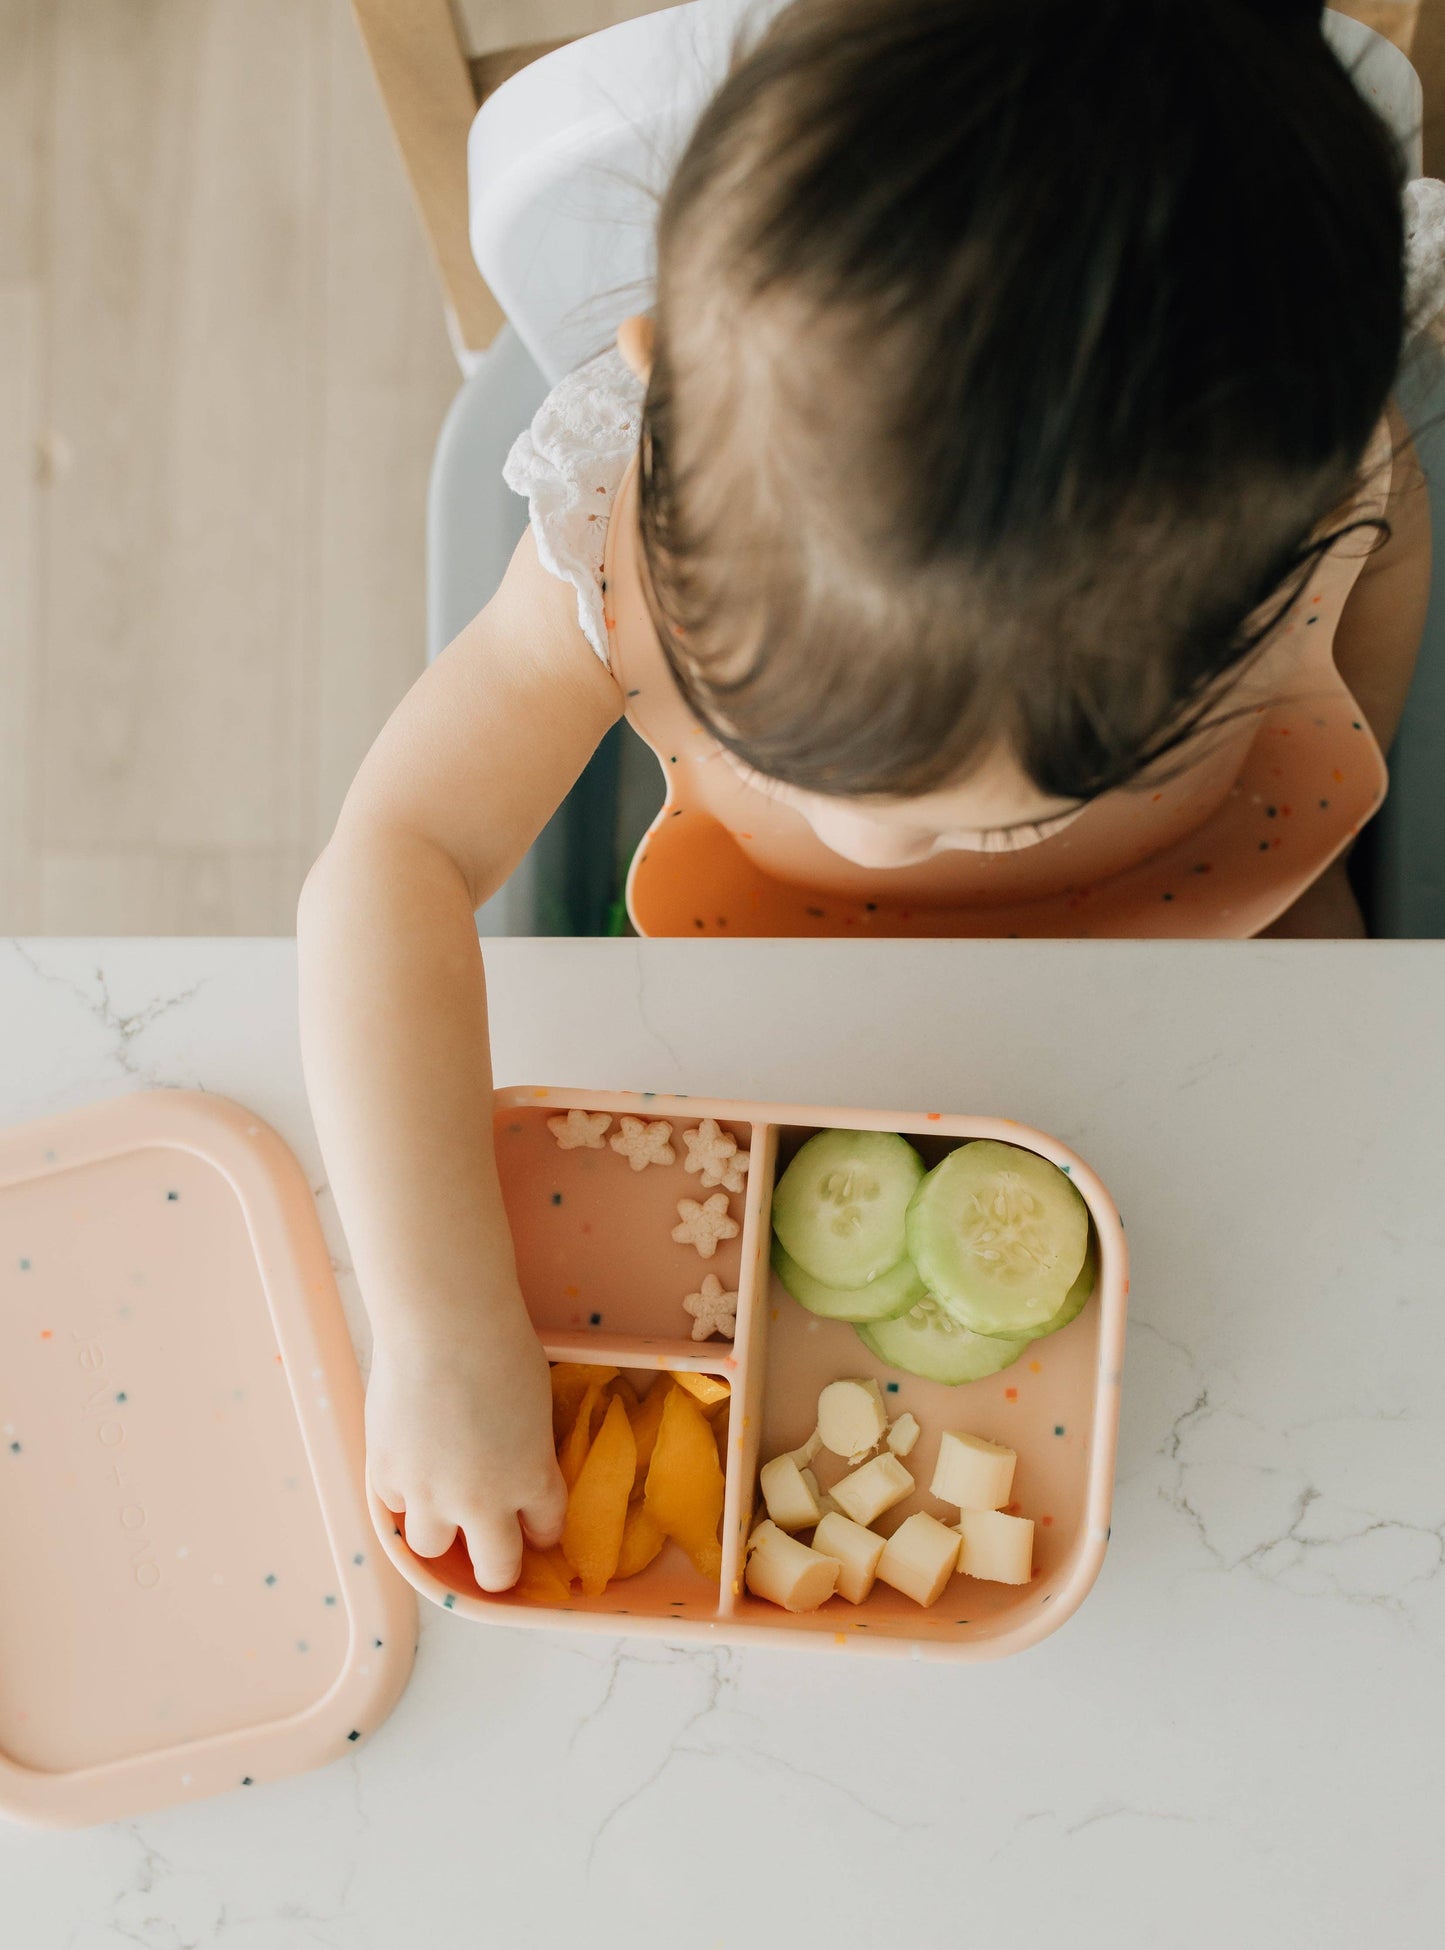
[1,937,1442,1948]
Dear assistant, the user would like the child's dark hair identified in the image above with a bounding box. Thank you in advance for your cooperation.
[637,0,1408,803]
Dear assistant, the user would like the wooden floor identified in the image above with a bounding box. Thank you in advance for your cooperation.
[0,0,459,934]
[0,0,1432,934]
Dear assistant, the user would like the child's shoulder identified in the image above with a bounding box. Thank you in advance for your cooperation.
[1364,394,1429,571]
[504,346,645,663]
[1385,392,1427,498]
[1329,394,1431,762]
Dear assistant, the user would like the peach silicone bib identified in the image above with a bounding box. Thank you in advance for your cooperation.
[604,427,1391,938]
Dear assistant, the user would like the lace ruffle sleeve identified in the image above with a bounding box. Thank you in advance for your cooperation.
[1404,177,1445,338]
[503,346,646,663]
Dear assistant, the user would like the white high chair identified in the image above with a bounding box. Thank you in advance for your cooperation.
[407,1,1445,935]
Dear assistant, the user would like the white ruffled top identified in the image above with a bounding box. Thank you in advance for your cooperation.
[505,178,1445,664]
[503,347,645,663]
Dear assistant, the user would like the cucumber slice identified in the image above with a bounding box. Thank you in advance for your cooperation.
[1006,1232,1099,1341]
[771,1129,925,1290]
[1012,1233,1098,1343]
[771,1237,926,1323]
[906,1140,1088,1338]
[857,1298,1027,1386]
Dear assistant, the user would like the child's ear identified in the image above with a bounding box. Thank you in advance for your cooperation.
[616,314,655,380]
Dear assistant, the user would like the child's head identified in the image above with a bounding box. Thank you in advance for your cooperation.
[634,0,1407,849]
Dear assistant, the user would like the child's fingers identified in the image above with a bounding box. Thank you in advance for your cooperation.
[518,1469,568,1551]
[462,1509,525,1592]
[403,1501,459,1559]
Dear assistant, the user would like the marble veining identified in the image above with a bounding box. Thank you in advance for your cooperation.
[0,938,1441,1948]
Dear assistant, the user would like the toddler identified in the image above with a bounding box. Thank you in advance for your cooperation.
[299,0,1441,1585]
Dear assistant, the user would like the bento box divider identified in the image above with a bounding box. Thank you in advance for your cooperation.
[716,1119,778,1618]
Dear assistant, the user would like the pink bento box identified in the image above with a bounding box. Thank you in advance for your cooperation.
[370,1091,1129,1661]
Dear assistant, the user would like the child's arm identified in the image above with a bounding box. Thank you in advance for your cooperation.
[297,533,621,1588]
[1263,400,1431,938]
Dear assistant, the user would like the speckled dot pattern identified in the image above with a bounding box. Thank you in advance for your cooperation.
[497,1107,749,1341]
[0,1094,416,1826]
[384,1092,1127,1662]
[0,1150,352,1779]
[625,689,1386,940]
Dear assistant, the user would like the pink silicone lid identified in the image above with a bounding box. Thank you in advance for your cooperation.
[0,1091,416,1829]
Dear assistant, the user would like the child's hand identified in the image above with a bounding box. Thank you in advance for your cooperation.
[366,1312,567,1592]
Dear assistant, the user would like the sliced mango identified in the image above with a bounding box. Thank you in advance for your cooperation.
[626,1379,670,1494]
[544,1364,730,1595]
[550,1362,616,1445]
[670,1370,731,1409]
[513,1545,574,1607]
[614,1501,666,1580]
[562,1394,636,1597]
[644,1384,725,1580]
[559,1374,611,1489]
[544,1542,575,1583]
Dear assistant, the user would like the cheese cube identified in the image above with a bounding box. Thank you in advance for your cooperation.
[745,1529,841,1612]
[817,1379,889,1461]
[886,1412,921,1458]
[759,1453,823,1531]
[956,1508,1034,1584]
[828,1452,914,1527]
[876,1512,961,1608]
[813,1512,886,1604]
[931,1430,1016,1511]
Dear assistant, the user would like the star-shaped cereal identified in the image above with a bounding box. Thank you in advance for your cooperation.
[681,1117,749,1195]
[671,1192,739,1259]
[683,1272,737,1341]
[609,1116,676,1172]
[547,1108,612,1151]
